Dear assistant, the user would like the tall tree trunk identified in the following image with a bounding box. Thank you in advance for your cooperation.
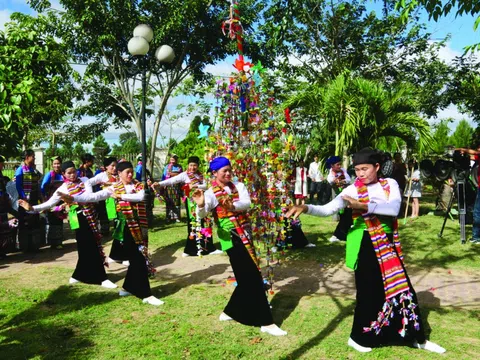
[22,127,29,150]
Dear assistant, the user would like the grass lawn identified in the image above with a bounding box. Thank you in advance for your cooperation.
[1,193,479,359]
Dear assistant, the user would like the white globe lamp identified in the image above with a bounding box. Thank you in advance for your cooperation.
[133,24,153,43]
[155,45,175,63]
[128,36,150,56]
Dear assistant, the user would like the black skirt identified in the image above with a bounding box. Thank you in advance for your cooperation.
[333,208,353,241]
[17,207,44,252]
[71,213,107,284]
[224,232,274,326]
[183,200,217,256]
[121,227,152,299]
[350,231,426,347]
[286,221,309,249]
[46,212,64,246]
[109,237,129,261]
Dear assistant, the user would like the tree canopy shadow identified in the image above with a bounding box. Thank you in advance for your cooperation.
[0,239,78,267]
[0,285,118,359]
[151,263,230,298]
[278,268,356,360]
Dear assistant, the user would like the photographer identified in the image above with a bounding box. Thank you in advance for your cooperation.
[456,145,480,244]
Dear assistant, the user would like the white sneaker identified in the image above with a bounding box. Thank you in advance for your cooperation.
[329,235,340,243]
[219,312,233,321]
[101,280,117,289]
[107,257,116,264]
[122,260,130,266]
[175,219,180,223]
[69,277,79,284]
[413,340,446,354]
[348,337,372,353]
[182,253,190,258]
[209,249,223,255]
[142,296,164,306]
[260,325,287,336]
[119,290,131,297]
[305,243,316,248]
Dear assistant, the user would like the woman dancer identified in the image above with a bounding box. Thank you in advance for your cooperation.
[153,156,222,257]
[69,161,163,306]
[326,155,352,243]
[18,161,117,289]
[86,157,127,263]
[77,153,95,179]
[191,156,286,336]
[41,156,65,249]
[162,155,183,222]
[15,149,43,252]
[1,155,17,259]
[286,148,445,353]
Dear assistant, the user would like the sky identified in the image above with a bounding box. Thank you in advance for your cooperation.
[1,0,479,149]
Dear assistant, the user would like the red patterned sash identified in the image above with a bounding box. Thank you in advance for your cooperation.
[353,178,418,336]
[212,180,258,267]
[65,179,107,266]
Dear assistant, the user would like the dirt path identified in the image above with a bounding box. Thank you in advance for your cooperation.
[1,234,479,310]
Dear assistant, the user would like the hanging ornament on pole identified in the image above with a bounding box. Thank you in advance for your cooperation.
[209,0,297,296]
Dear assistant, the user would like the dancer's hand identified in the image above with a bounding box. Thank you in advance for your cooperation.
[58,192,74,204]
[220,196,234,211]
[17,199,33,211]
[342,195,368,211]
[191,189,205,207]
[285,205,308,219]
[111,192,122,200]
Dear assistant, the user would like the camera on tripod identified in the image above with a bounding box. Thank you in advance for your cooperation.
[420,147,477,244]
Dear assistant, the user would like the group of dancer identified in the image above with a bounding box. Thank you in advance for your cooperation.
[5,147,447,353]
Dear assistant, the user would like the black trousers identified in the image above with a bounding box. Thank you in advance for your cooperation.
[224,232,273,326]
[309,181,327,205]
[121,228,152,299]
[350,231,426,347]
[72,213,107,284]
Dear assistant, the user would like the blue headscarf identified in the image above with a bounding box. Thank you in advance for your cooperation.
[208,156,231,172]
[326,156,342,169]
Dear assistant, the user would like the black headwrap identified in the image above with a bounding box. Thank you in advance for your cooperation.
[117,161,133,173]
[103,156,117,167]
[0,155,5,163]
[61,161,76,173]
[187,156,200,165]
[352,148,383,166]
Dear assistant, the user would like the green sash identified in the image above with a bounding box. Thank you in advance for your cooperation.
[68,205,80,230]
[106,197,117,220]
[216,217,235,251]
[112,212,126,242]
[346,216,392,270]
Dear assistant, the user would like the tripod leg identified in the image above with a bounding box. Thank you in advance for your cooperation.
[438,190,455,238]
[457,179,467,244]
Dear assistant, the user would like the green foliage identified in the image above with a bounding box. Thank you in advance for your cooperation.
[92,135,111,156]
[0,12,80,150]
[447,57,480,124]
[28,0,266,173]
[449,119,474,148]
[111,132,141,156]
[285,74,432,160]
[430,119,452,154]
[395,0,480,51]
[170,115,211,169]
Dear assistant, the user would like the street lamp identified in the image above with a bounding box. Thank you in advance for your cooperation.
[127,24,175,209]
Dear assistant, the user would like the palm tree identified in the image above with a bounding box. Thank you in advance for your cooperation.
[285,73,432,157]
